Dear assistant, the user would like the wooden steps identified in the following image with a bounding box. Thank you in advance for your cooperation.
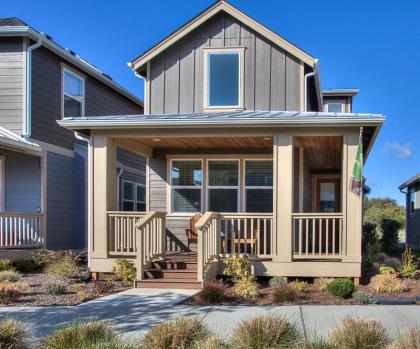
[136,252,201,289]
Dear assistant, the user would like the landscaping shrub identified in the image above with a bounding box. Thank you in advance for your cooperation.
[95,280,113,295]
[223,253,254,283]
[272,284,297,303]
[314,278,334,291]
[233,278,258,300]
[362,223,381,277]
[193,337,228,349]
[0,282,28,304]
[330,317,390,349]
[40,321,132,349]
[0,270,21,283]
[74,284,91,303]
[326,278,355,298]
[290,280,307,293]
[198,280,226,304]
[382,257,401,271]
[379,266,395,275]
[372,252,389,265]
[0,259,14,272]
[369,273,406,294]
[301,338,337,349]
[400,246,418,279]
[0,317,30,349]
[141,316,209,349]
[352,291,377,305]
[380,219,401,256]
[13,259,38,273]
[389,328,420,349]
[268,276,284,288]
[230,314,301,349]
[45,282,66,295]
[47,256,80,279]
[112,259,136,284]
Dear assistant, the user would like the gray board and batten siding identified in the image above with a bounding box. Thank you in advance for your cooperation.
[0,37,24,134]
[148,11,303,114]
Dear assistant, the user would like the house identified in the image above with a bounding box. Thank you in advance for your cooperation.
[0,18,144,259]
[399,174,420,249]
[59,0,385,288]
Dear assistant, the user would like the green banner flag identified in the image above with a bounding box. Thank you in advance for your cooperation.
[351,128,363,195]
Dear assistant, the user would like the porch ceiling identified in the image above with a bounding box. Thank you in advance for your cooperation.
[134,136,273,151]
[294,136,342,170]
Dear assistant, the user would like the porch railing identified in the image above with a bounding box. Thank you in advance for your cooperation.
[292,213,343,259]
[107,211,147,256]
[196,212,221,281]
[135,211,166,281]
[221,213,273,257]
[0,212,44,248]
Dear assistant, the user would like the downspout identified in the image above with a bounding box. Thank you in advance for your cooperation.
[23,37,42,139]
[304,58,321,112]
[116,166,124,210]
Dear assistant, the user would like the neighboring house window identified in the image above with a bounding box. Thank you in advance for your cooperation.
[244,160,273,213]
[62,68,85,117]
[203,48,244,110]
[409,188,416,216]
[171,160,202,213]
[326,103,344,113]
[208,160,239,212]
[122,180,146,212]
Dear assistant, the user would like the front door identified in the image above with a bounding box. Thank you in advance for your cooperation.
[316,178,340,212]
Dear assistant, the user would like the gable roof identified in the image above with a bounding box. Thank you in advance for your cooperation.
[399,173,420,191]
[0,18,143,107]
[130,0,315,72]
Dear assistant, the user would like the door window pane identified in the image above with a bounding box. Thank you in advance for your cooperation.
[245,161,273,186]
[246,189,273,213]
[320,182,336,212]
[209,189,238,212]
[173,188,201,213]
[208,52,239,106]
[123,182,134,201]
[171,161,201,186]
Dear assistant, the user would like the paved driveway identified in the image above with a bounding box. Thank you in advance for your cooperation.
[0,289,419,342]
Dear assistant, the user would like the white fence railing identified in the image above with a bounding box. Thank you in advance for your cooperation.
[0,212,44,248]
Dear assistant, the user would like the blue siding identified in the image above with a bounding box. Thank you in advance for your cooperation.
[46,152,74,249]
[117,147,146,172]
[4,150,41,212]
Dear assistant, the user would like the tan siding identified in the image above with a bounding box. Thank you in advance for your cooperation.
[149,157,167,211]
[148,12,302,114]
[0,38,24,134]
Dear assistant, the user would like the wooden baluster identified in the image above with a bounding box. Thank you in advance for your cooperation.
[305,218,309,255]
[319,219,322,256]
[326,218,329,255]
[299,218,302,256]
[312,218,315,256]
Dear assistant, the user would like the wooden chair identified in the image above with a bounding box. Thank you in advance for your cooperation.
[185,213,201,252]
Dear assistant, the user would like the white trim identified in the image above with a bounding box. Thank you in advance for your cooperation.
[31,139,74,158]
[206,159,240,213]
[61,65,85,119]
[169,159,203,214]
[203,47,245,111]
[0,156,5,211]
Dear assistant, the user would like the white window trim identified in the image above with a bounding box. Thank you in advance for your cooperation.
[409,189,416,217]
[121,179,146,212]
[326,102,344,113]
[61,65,85,119]
[207,159,240,213]
[169,159,203,215]
[243,159,273,212]
[203,47,245,112]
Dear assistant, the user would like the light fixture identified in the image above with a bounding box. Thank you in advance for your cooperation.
[263,137,272,141]
[152,138,161,142]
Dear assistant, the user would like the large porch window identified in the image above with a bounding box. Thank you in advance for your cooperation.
[207,160,239,212]
[244,160,273,213]
[170,160,202,213]
[122,180,146,212]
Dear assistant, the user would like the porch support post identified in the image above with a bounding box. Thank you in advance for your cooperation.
[342,131,362,264]
[91,133,116,259]
[273,133,293,262]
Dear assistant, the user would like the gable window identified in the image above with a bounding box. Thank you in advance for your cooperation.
[62,67,84,118]
[326,103,344,113]
[244,160,273,213]
[409,188,416,216]
[122,180,146,212]
[204,48,244,110]
[208,160,239,212]
[171,160,202,213]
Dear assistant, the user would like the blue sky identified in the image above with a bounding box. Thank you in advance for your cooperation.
[4,0,420,205]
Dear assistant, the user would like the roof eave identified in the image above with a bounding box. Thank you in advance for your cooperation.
[0,27,143,108]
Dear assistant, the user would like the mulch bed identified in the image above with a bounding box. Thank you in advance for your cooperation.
[2,271,130,307]
[186,277,420,306]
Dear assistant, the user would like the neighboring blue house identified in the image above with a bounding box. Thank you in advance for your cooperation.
[0,18,144,257]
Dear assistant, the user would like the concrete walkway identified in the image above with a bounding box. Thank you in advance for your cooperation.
[0,289,419,342]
